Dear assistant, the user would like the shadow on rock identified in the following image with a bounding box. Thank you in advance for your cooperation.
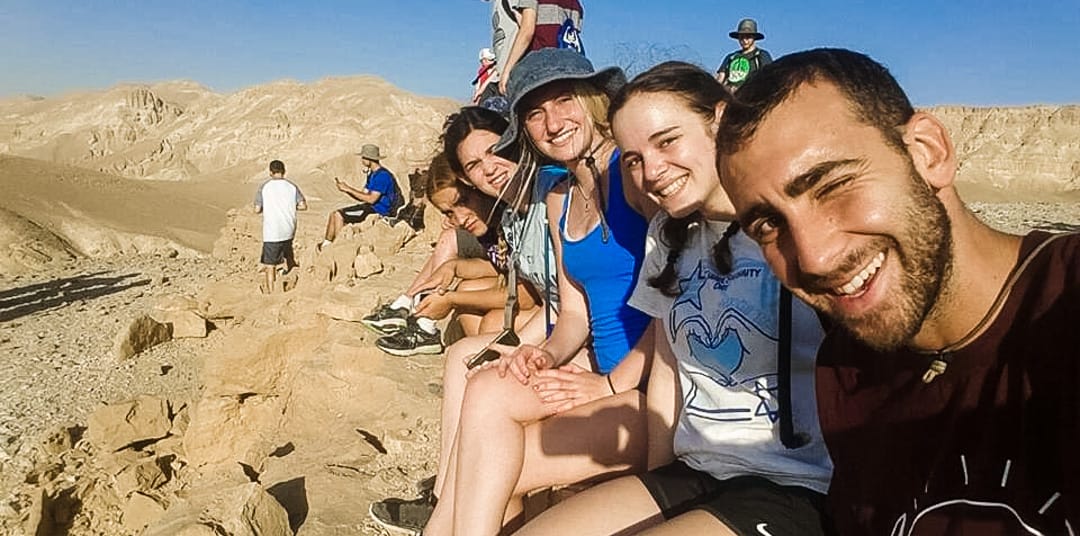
[267,477,309,534]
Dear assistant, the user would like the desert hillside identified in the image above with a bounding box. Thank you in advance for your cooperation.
[930,105,1080,197]
[0,77,459,184]
[0,76,1077,536]
[0,76,460,276]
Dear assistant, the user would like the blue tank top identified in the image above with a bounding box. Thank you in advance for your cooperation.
[559,150,651,374]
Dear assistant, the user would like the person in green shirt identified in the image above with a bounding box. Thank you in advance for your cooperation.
[715,18,773,92]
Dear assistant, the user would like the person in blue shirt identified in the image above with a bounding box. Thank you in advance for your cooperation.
[321,143,399,248]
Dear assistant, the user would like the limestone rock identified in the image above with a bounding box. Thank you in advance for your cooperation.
[316,286,381,323]
[86,395,172,452]
[143,482,291,536]
[113,314,173,360]
[151,308,208,338]
[198,280,257,322]
[363,219,414,258]
[122,492,167,533]
[114,456,172,495]
[314,241,360,282]
[352,247,384,279]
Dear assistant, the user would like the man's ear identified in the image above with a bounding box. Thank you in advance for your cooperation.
[902,112,956,191]
[710,101,727,136]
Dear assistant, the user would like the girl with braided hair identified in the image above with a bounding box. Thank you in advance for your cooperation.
[518,62,835,534]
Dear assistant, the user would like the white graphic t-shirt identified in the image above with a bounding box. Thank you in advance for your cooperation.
[629,214,832,493]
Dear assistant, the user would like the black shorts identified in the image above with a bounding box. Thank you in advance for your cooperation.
[261,240,295,266]
[339,204,375,224]
[638,460,833,535]
[455,228,487,260]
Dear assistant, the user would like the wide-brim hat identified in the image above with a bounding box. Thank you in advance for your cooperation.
[358,144,382,161]
[729,18,764,40]
[494,48,626,154]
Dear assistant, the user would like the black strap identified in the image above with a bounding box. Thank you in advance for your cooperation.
[777,286,807,449]
[501,0,519,25]
[543,213,553,336]
[503,255,518,331]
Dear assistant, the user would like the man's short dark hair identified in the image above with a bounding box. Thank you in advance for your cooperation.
[269,160,286,175]
[716,48,915,156]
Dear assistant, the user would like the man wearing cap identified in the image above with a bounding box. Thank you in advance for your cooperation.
[472,47,501,105]
[715,18,773,92]
[321,143,399,248]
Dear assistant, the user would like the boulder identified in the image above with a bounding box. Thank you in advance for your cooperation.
[363,219,414,258]
[352,247,384,279]
[143,482,291,536]
[114,456,172,495]
[316,286,381,323]
[311,241,359,283]
[113,314,172,360]
[122,492,167,533]
[151,309,208,338]
[86,396,172,452]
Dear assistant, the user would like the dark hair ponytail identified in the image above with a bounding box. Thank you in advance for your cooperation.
[649,214,698,296]
[712,221,740,274]
[650,218,741,296]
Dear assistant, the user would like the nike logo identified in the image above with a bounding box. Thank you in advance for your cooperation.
[756,523,774,536]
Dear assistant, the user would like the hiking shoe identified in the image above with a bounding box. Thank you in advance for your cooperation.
[368,494,436,535]
[362,304,410,335]
[415,474,436,496]
[376,318,443,357]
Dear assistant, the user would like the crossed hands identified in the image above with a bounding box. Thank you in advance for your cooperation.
[465,343,612,415]
[466,343,554,384]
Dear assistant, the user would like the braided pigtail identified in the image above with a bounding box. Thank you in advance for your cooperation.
[711,221,741,275]
[649,214,700,297]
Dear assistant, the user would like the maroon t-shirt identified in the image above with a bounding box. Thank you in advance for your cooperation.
[816,231,1080,535]
[529,0,582,51]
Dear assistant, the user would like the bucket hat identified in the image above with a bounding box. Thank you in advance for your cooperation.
[494,48,626,153]
[358,144,382,161]
[729,18,765,40]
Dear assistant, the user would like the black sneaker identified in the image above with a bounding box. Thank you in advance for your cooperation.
[362,304,410,335]
[415,474,436,496]
[376,318,443,357]
[368,493,436,535]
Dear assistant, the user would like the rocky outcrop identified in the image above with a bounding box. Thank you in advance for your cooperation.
[112,314,173,360]
[0,206,78,273]
[928,105,1080,194]
[0,77,458,188]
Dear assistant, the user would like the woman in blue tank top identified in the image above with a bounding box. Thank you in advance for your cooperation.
[422,49,659,535]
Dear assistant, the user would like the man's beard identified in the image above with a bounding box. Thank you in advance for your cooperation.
[806,164,953,352]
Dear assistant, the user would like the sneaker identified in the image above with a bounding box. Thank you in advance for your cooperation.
[415,474,436,496]
[362,304,411,335]
[368,493,436,535]
[376,318,443,357]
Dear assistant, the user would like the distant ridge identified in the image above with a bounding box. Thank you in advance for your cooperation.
[0,76,461,185]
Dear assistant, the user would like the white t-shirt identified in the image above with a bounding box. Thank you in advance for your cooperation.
[629,213,833,493]
[491,0,538,69]
[255,178,305,243]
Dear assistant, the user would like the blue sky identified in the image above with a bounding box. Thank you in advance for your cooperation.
[1,0,1077,106]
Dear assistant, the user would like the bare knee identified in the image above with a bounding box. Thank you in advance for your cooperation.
[462,369,542,422]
